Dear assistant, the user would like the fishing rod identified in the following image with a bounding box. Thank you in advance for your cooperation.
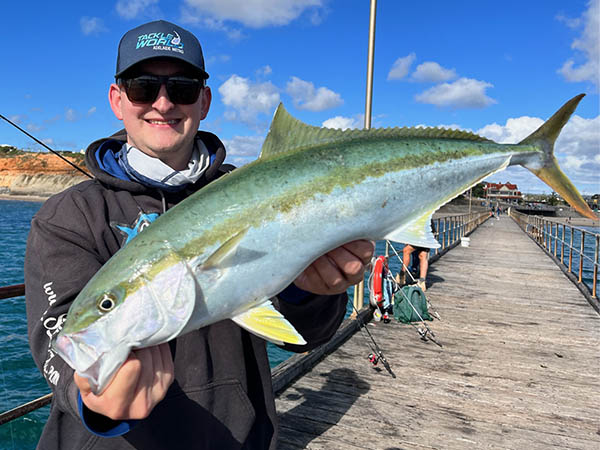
[351,303,396,378]
[387,240,442,320]
[0,113,93,179]
[385,241,443,347]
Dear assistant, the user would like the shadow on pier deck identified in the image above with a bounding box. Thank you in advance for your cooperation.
[275,216,600,449]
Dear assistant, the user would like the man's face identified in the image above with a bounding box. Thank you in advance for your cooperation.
[109,59,211,170]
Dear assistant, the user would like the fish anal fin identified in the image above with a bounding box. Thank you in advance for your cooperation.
[385,209,440,249]
[231,300,307,346]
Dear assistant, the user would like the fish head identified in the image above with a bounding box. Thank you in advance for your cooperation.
[53,255,197,394]
[52,279,142,393]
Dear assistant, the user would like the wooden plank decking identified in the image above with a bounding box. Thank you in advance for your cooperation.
[275,216,600,449]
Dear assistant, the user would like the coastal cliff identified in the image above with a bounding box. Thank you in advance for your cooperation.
[0,149,88,198]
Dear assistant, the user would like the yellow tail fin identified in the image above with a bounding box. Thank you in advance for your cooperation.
[520,94,596,220]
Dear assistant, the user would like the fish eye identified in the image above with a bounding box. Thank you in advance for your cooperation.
[97,293,117,313]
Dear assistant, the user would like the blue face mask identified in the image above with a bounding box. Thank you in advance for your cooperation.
[117,142,211,192]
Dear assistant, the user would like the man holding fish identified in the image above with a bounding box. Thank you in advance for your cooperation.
[25,20,374,449]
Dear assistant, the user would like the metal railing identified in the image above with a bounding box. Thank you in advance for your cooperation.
[0,284,54,425]
[510,209,599,299]
[352,210,490,311]
[431,211,490,256]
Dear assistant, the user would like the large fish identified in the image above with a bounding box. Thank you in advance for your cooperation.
[53,94,596,393]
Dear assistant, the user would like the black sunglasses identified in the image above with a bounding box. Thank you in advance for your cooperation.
[119,74,205,105]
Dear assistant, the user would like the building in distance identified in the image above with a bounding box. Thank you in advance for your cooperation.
[484,182,523,203]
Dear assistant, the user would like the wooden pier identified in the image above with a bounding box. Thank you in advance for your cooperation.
[275,216,600,449]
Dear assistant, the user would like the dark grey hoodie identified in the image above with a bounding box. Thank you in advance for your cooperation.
[25,130,348,449]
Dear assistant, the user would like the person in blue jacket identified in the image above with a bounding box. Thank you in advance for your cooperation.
[25,20,374,449]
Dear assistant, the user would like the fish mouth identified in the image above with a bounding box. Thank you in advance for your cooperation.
[53,332,133,394]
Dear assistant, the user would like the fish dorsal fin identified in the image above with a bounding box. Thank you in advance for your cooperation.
[259,103,493,159]
[385,209,440,249]
[232,299,306,346]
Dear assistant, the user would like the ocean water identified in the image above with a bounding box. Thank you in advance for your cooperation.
[0,200,49,450]
[0,200,598,448]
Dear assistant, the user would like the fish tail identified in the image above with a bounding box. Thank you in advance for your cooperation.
[519,94,596,220]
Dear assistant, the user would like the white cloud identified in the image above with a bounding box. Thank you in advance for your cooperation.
[65,109,78,122]
[558,0,600,88]
[411,62,457,83]
[415,78,496,108]
[44,115,61,125]
[87,107,97,116]
[256,65,272,77]
[553,115,600,157]
[182,0,323,28]
[222,135,265,166]
[8,115,23,124]
[223,135,264,157]
[556,13,581,29]
[563,155,584,170]
[206,54,231,66]
[322,115,363,130]
[478,113,600,194]
[285,76,342,111]
[477,116,544,143]
[116,0,159,20]
[218,75,280,124]
[181,13,245,40]
[387,53,416,80]
[27,123,43,132]
[80,17,107,36]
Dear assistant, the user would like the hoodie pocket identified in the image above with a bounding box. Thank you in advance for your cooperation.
[122,378,256,449]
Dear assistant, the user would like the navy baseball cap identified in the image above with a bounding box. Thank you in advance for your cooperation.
[115,20,209,79]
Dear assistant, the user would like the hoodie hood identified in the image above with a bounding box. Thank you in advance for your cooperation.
[84,129,229,194]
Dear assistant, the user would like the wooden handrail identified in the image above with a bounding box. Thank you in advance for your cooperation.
[0,283,24,300]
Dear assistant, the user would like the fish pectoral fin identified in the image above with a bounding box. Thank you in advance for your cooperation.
[200,228,249,270]
[231,300,307,346]
[385,209,440,249]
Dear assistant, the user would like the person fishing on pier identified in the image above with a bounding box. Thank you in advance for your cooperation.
[24,20,374,450]
[397,220,436,292]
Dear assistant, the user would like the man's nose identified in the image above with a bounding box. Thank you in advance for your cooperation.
[152,84,175,112]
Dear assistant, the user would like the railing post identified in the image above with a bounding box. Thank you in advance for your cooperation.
[561,224,565,265]
[569,225,574,273]
[442,218,446,250]
[578,231,585,283]
[435,218,440,255]
[594,234,598,298]
[553,223,558,257]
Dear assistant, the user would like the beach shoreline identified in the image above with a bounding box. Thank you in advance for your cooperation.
[0,194,49,203]
[543,216,600,228]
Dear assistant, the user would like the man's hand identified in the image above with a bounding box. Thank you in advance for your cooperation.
[75,342,174,421]
[294,239,375,295]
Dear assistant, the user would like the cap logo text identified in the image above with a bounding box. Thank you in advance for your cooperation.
[136,31,184,54]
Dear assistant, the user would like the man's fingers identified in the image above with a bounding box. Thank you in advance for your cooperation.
[158,343,175,387]
[295,262,328,293]
[74,372,92,395]
[342,240,375,265]
[311,255,346,290]
[326,246,365,280]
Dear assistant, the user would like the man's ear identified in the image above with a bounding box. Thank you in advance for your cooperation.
[199,86,212,120]
[108,83,124,120]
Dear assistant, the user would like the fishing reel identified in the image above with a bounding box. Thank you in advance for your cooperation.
[368,352,381,366]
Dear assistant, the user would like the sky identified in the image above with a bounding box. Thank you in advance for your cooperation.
[1,0,599,194]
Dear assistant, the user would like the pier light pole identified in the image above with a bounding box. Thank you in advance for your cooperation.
[353,0,377,314]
